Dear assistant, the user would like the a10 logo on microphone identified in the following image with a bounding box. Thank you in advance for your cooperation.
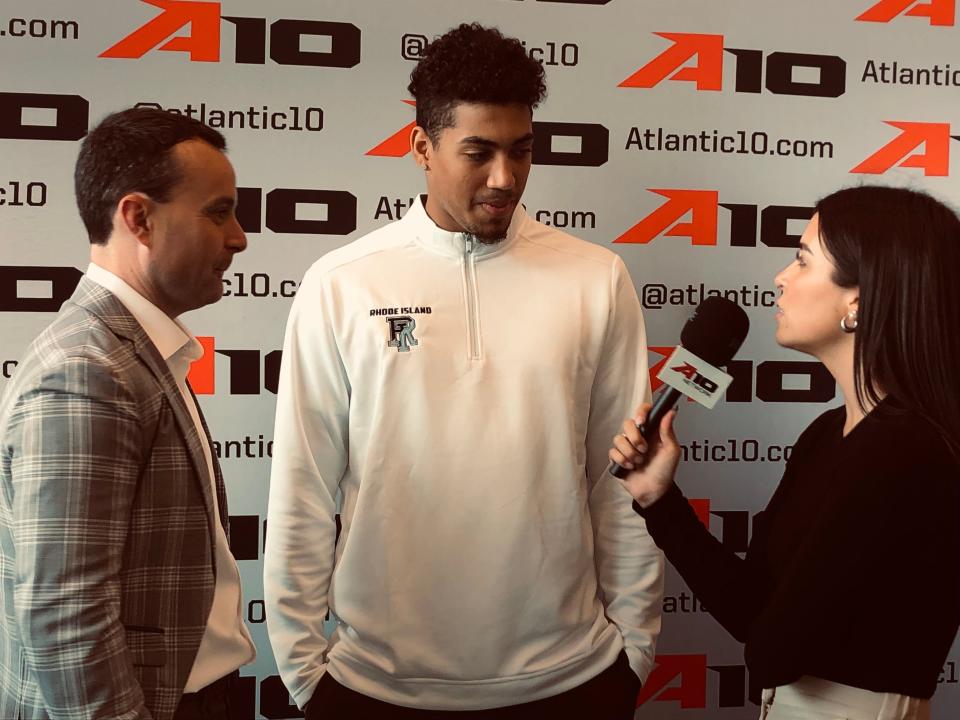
[658,346,734,409]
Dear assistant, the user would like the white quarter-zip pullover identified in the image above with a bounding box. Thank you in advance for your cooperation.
[265,197,663,710]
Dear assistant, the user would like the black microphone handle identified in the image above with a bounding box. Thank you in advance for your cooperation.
[608,385,682,479]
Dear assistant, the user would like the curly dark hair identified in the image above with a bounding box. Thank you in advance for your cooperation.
[408,23,547,143]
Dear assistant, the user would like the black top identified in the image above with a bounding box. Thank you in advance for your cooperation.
[636,399,960,700]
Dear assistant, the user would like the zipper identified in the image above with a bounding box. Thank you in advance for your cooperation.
[462,236,482,360]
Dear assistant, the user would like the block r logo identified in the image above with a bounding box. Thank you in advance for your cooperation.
[386,316,419,353]
[857,0,955,25]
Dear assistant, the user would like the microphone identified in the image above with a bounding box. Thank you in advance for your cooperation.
[609,296,749,478]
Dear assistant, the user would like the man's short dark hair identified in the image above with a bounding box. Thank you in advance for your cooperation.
[75,107,227,245]
[407,23,547,143]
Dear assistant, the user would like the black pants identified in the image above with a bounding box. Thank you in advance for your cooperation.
[304,651,640,720]
[172,671,239,720]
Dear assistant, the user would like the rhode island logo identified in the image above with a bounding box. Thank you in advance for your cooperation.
[370,305,431,352]
[386,316,418,352]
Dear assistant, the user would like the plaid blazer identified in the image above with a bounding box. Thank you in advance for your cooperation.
[0,278,229,720]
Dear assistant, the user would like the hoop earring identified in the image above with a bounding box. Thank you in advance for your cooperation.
[840,311,858,333]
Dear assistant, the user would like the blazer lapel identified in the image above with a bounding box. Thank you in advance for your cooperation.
[67,278,219,547]
[188,380,230,538]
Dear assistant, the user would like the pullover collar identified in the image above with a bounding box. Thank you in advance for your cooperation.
[406,194,524,259]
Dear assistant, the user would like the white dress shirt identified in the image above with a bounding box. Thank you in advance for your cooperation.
[86,263,255,691]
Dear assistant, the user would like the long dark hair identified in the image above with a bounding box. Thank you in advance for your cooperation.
[816,185,960,458]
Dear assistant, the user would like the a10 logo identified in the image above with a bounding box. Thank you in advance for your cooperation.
[100,0,361,67]
[853,122,959,177]
[857,0,956,25]
[649,347,835,404]
[620,32,846,98]
[615,190,813,248]
[638,654,751,709]
[368,106,610,167]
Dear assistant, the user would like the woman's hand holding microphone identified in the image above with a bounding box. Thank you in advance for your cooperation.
[608,403,682,509]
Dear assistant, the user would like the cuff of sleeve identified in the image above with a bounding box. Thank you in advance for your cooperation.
[631,482,686,520]
[631,483,698,551]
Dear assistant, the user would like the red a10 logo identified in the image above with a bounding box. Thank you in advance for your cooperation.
[857,0,955,25]
[637,654,750,709]
[615,190,812,247]
[100,0,361,67]
[852,122,958,176]
[620,32,845,97]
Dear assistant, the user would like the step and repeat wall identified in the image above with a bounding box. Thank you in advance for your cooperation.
[2,0,959,717]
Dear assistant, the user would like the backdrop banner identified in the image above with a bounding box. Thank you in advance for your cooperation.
[2,1,958,717]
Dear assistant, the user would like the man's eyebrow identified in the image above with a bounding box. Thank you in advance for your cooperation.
[459,133,535,147]
[204,196,236,211]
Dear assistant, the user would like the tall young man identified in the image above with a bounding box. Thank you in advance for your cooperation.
[266,24,662,718]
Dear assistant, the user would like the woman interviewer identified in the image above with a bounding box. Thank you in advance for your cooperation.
[610,185,960,720]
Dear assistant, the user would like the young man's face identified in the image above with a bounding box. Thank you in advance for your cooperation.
[414,102,534,242]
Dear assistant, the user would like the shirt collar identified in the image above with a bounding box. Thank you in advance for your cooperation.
[86,263,200,365]
[406,194,525,259]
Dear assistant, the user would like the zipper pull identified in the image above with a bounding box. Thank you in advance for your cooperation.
[465,235,473,255]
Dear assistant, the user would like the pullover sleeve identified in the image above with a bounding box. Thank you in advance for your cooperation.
[587,255,664,684]
[264,266,350,709]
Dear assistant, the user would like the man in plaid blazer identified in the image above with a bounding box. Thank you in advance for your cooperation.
[0,109,253,719]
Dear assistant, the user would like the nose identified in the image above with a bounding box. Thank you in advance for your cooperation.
[487,154,515,191]
[773,261,792,290]
[226,216,248,253]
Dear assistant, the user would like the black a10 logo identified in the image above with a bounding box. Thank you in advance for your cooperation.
[0,266,83,313]
[532,121,608,167]
[0,92,88,141]
[237,187,357,236]
[725,359,836,403]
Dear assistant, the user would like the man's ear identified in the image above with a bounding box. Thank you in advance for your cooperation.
[117,193,153,246]
[410,125,433,171]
